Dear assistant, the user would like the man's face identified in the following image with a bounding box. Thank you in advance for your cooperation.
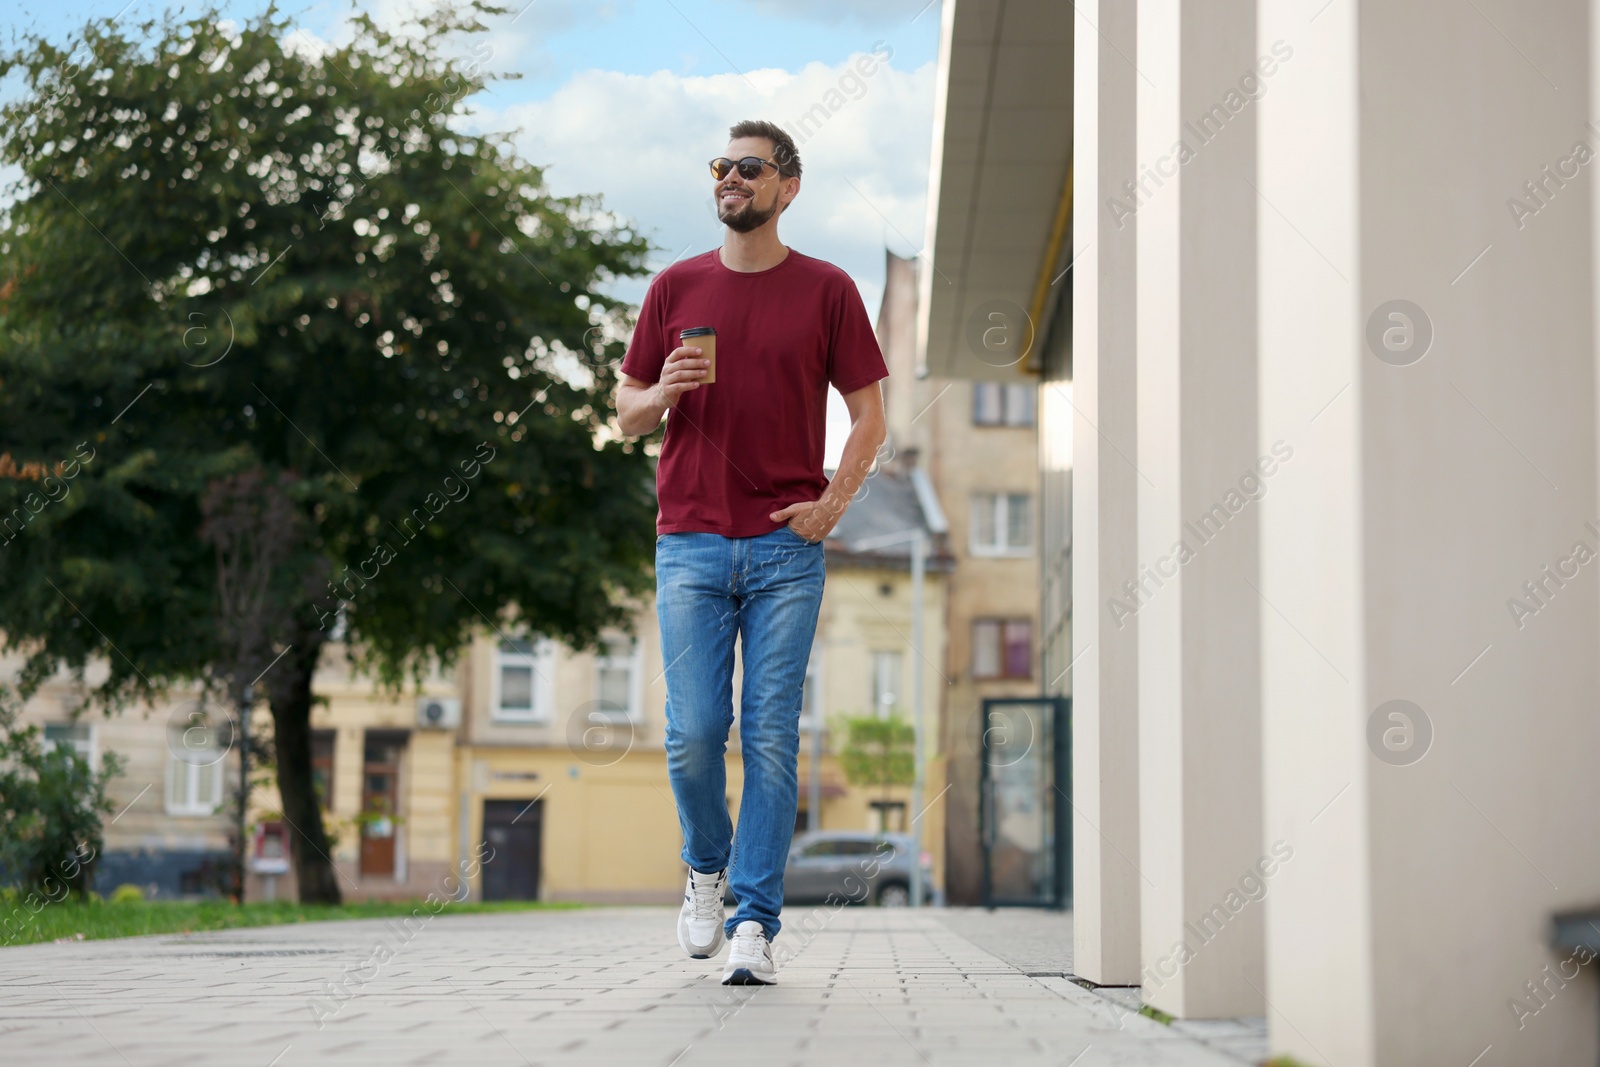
[715,136,793,233]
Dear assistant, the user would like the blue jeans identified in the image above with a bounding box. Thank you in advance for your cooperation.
[656,525,826,942]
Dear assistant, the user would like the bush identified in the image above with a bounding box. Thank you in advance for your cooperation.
[835,712,915,795]
[109,884,144,905]
[0,694,122,900]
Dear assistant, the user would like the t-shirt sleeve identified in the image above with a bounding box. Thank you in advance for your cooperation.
[620,274,670,384]
[826,275,889,395]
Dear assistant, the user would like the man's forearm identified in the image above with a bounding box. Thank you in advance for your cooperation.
[816,413,886,522]
[617,384,669,438]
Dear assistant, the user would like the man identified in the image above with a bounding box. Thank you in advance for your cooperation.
[615,119,888,985]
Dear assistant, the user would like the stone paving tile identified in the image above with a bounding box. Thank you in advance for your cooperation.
[930,906,1077,976]
[0,906,1252,1066]
[930,909,1267,1065]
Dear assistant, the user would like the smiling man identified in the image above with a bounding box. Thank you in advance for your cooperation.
[615,119,888,985]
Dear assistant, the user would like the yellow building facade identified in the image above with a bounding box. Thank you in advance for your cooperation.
[5,654,239,899]
[244,495,948,905]
[5,486,949,908]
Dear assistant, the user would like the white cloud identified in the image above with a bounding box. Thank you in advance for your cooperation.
[471,51,937,316]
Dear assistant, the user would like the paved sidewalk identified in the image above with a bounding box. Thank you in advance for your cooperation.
[0,906,1253,1066]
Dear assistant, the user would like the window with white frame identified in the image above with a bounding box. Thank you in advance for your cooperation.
[799,650,822,730]
[871,651,903,719]
[593,634,643,720]
[43,722,95,766]
[970,492,1033,555]
[972,382,1037,426]
[494,636,556,723]
[166,723,224,816]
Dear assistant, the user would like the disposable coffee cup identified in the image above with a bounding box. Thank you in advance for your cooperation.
[680,327,716,384]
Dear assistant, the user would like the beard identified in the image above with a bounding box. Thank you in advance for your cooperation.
[718,190,779,233]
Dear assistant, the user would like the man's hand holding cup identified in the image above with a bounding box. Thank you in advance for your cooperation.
[656,344,710,409]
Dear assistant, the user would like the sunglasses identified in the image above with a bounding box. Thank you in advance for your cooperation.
[709,156,782,182]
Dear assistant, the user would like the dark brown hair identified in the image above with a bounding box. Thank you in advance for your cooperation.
[728,119,802,180]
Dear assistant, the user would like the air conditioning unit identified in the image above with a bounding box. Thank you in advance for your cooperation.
[416,696,461,729]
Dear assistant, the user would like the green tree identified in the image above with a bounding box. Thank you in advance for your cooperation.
[0,4,657,902]
[0,694,123,901]
[835,712,915,807]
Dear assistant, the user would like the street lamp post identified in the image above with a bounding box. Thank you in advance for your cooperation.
[808,686,822,831]
[236,683,253,904]
[848,526,929,907]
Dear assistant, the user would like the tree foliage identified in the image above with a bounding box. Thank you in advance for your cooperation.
[0,696,122,901]
[836,712,915,798]
[0,3,658,900]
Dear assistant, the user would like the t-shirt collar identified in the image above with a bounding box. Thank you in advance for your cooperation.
[713,246,795,277]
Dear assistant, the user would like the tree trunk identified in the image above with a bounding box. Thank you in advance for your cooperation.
[266,625,342,904]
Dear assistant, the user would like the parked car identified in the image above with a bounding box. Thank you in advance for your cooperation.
[744,830,933,906]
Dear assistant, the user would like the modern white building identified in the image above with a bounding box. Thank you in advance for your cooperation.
[920,0,1600,1063]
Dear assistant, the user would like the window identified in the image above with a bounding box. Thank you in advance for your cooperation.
[593,634,643,720]
[972,382,1037,426]
[869,801,908,834]
[800,651,822,730]
[833,839,883,856]
[871,651,903,718]
[311,730,336,809]
[494,637,556,723]
[1005,621,1033,678]
[973,619,1034,680]
[43,723,94,766]
[970,492,1033,555]
[166,724,225,817]
[799,838,879,858]
[1006,493,1032,551]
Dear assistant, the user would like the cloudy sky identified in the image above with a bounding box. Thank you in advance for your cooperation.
[5,0,943,459]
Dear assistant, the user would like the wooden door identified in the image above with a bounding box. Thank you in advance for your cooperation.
[359,732,406,878]
[481,799,542,901]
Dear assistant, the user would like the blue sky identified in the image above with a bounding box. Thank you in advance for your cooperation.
[3,0,941,304]
[9,1,941,90]
[4,0,943,458]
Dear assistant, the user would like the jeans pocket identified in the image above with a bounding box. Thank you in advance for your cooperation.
[781,525,823,547]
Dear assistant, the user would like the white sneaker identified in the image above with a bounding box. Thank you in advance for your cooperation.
[677,868,727,959]
[721,920,777,985]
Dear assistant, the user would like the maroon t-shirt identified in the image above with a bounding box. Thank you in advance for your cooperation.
[622,248,889,537]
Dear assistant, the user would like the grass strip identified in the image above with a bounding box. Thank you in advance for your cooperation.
[0,896,581,948]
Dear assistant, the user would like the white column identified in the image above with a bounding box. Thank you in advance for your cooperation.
[1071,0,1143,986]
[1255,1,1369,1061]
[1134,0,1264,1018]
[1259,0,1600,1064]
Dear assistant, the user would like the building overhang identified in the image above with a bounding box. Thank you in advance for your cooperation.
[916,0,1074,382]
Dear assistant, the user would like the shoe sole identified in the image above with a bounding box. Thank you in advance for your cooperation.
[678,913,725,960]
[679,929,724,960]
[681,942,723,960]
[721,968,776,986]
